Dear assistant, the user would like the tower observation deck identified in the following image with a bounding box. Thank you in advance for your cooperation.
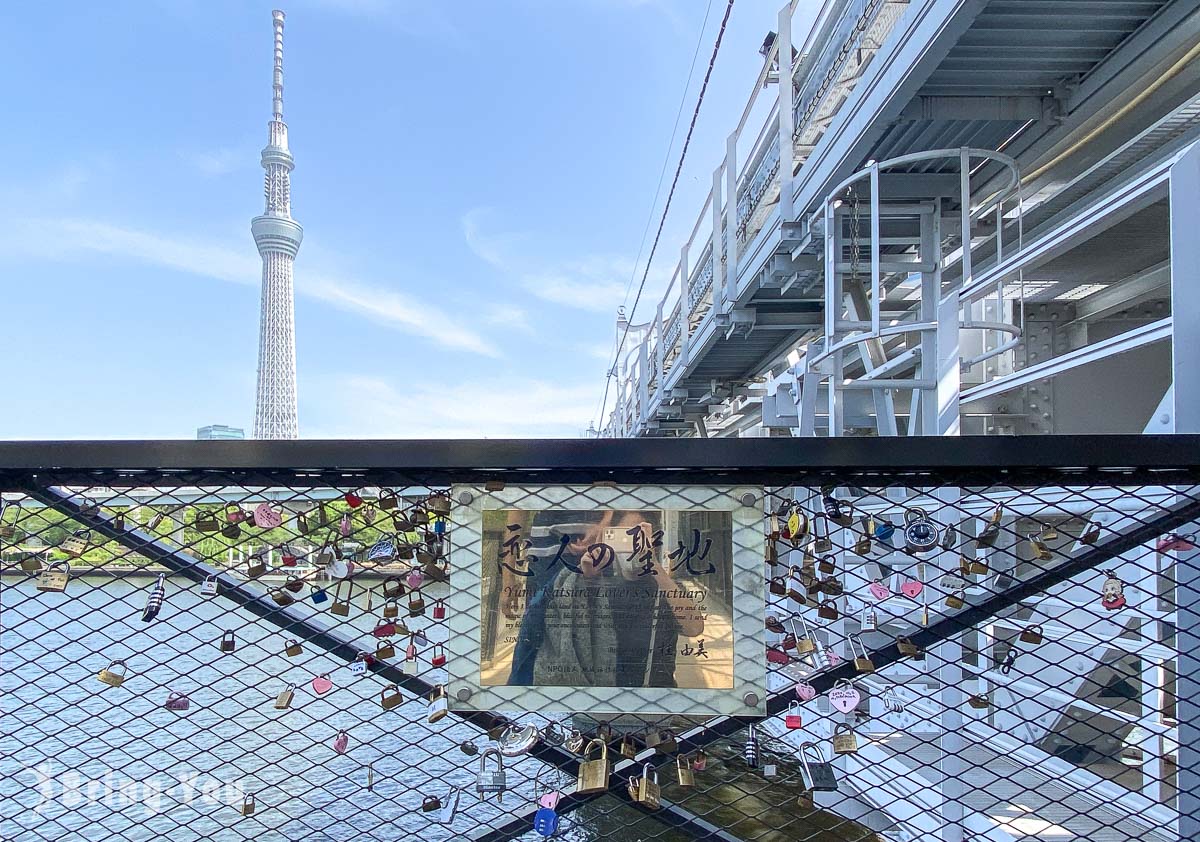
[251,9,303,440]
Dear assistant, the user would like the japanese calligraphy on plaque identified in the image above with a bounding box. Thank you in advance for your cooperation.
[446,484,765,716]
[480,508,735,690]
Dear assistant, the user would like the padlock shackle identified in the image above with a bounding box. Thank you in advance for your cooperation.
[581,738,608,762]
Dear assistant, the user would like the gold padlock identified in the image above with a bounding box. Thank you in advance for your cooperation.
[1019,625,1044,645]
[854,520,872,556]
[831,724,858,755]
[195,511,219,533]
[20,554,43,573]
[330,581,352,617]
[896,636,922,657]
[241,793,256,816]
[285,639,303,657]
[382,576,405,599]
[576,739,610,794]
[945,590,965,610]
[408,593,426,617]
[274,684,295,709]
[379,489,399,510]
[1029,533,1053,561]
[380,684,403,710]
[676,755,695,787]
[270,587,294,607]
[817,554,836,575]
[792,616,817,655]
[37,561,71,593]
[375,638,396,660]
[628,763,661,808]
[969,556,990,575]
[97,659,128,687]
[620,734,637,759]
[848,633,874,673]
[655,730,678,754]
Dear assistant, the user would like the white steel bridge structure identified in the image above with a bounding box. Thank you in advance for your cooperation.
[598,1,1200,839]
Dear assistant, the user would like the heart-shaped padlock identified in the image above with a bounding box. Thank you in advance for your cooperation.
[900,577,923,599]
[253,503,283,529]
[312,674,333,695]
[795,681,817,701]
[829,680,861,713]
[868,580,890,601]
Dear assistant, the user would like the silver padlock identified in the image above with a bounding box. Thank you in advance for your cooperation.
[903,508,939,554]
[476,748,507,801]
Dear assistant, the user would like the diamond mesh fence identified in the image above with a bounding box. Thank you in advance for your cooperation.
[0,441,1196,841]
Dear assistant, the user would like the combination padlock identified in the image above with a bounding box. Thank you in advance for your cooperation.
[902,508,939,554]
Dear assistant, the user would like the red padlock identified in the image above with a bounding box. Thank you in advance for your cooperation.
[345,490,363,508]
[430,643,446,667]
[373,619,396,638]
[280,545,298,567]
[785,701,803,729]
[406,636,417,661]
[432,599,446,620]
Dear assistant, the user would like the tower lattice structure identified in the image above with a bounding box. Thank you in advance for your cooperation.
[251,9,302,439]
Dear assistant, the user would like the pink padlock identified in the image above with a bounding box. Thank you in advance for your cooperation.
[868,579,890,601]
[432,599,446,620]
[339,514,352,538]
[795,681,817,701]
[252,502,283,529]
[406,568,424,589]
[900,576,923,599]
[538,791,562,810]
[333,729,349,754]
[312,673,333,695]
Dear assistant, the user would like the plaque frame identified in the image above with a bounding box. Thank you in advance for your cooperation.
[446,484,767,716]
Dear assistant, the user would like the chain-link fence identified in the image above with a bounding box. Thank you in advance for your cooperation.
[1,437,1196,841]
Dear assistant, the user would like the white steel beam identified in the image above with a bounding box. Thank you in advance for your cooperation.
[1170,141,1200,432]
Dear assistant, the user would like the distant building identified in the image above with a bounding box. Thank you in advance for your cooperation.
[197,425,246,441]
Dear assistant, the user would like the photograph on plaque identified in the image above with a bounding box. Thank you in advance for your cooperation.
[479,508,735,691]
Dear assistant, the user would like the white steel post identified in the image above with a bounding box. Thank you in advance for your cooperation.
[680,245,691,367]
[725,132,739,307]
[713,165,725,301]
[1169,141,1200,432]
[776,4,794,223]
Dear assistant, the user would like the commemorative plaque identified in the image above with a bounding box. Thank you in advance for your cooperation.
[446,485,766,716]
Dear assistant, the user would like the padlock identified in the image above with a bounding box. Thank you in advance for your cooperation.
[656,730,678,754]
[165,692,190,711]
[945,590,965,610]
[333,729,349,754]
[460,739,480,756]
[828,679,861,713]
[812,514,833,553]
[270,587,293,607]
[330,581,352,616]
[310,584,328,604]
[375,637,396,659]
[406,634,418,662]
[280,545,298,567]
[817,554,836,575]
[848,633,874,673]
[312,673,334,695]
[810,643,830,670]
[428,493,452,516]
[902,508,939,554]
[627,763,661,808]
[221,520,242,540]
[976,504,1003,548]
[381,597,399,618]
[744,722,759,769]
[1020,625,1044,645]
[431,643,447,668]
[246,552,267,578]
[274,683,295,709]
[691,750,708,771]
[241,793,256,816]
[252,502,283,529]
[36,561,71,593]
[373,618,396,639]
[969,554,990,575]
[576,739,610,794]
[820,576,843,596]
[406,567,425,590]
[408,592,426,617]
[195,511,219,533]
[832,723,858,755]
[798,742,838,791]
[379,488,399,510]
[787,508,809,541]
[339,514,352,537]
[220,630,236,653]
[427,684,449,723]
[1029,532,1053,561]
[297,510,311,534]
[564,729,586,754]
[97,659,128,687]
[595,721,613,743]
[874,518,896,547]
[283,574,303,594]
[785,700,804,729]
[941,522,958,551]
[642,729,661,749]
[433,599,447,620]
[896,636,922,657]
[854,518,873,556]
[860,604,878,631]
[792,616,817,655]
[620,734,637,758]
[1100,570,1126,610]
[60,530,91,558]
[367,538,397,562]
[676,755,695,786]
[421,794,442,813]
[113,511,126,532]
[285,639,303,657]
[345,489,363,508]
[199,574,219,596]
[1080,522,1101,545]
[20,553,43,573]
[476,748,507,801]
[533,804,559,838]
[967,693,990,710]
[817,598,839,620]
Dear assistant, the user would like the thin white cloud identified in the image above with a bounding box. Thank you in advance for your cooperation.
[483,305,534,334]
[181,148,241,176]
[462,207,633,314]
[1,216,499,357]
[310,374,595,438]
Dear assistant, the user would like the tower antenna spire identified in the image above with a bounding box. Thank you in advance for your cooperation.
[251,9,303,439]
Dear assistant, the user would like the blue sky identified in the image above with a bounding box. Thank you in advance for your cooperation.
[0,0,808,439]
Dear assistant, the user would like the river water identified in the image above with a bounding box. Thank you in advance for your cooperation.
[0,575,609,842]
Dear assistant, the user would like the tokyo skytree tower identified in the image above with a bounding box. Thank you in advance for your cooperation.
[251,10,302,439]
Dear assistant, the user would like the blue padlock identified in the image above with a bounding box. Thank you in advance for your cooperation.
[533,806,559,837]
[310,584,329,604]
[433,518,447,535]
[874,520,895,547]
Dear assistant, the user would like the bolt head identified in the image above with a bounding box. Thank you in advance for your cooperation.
[457,491,474,506]
[739,492,758,507]
[743,691,760,707]
[456,687,473,702]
